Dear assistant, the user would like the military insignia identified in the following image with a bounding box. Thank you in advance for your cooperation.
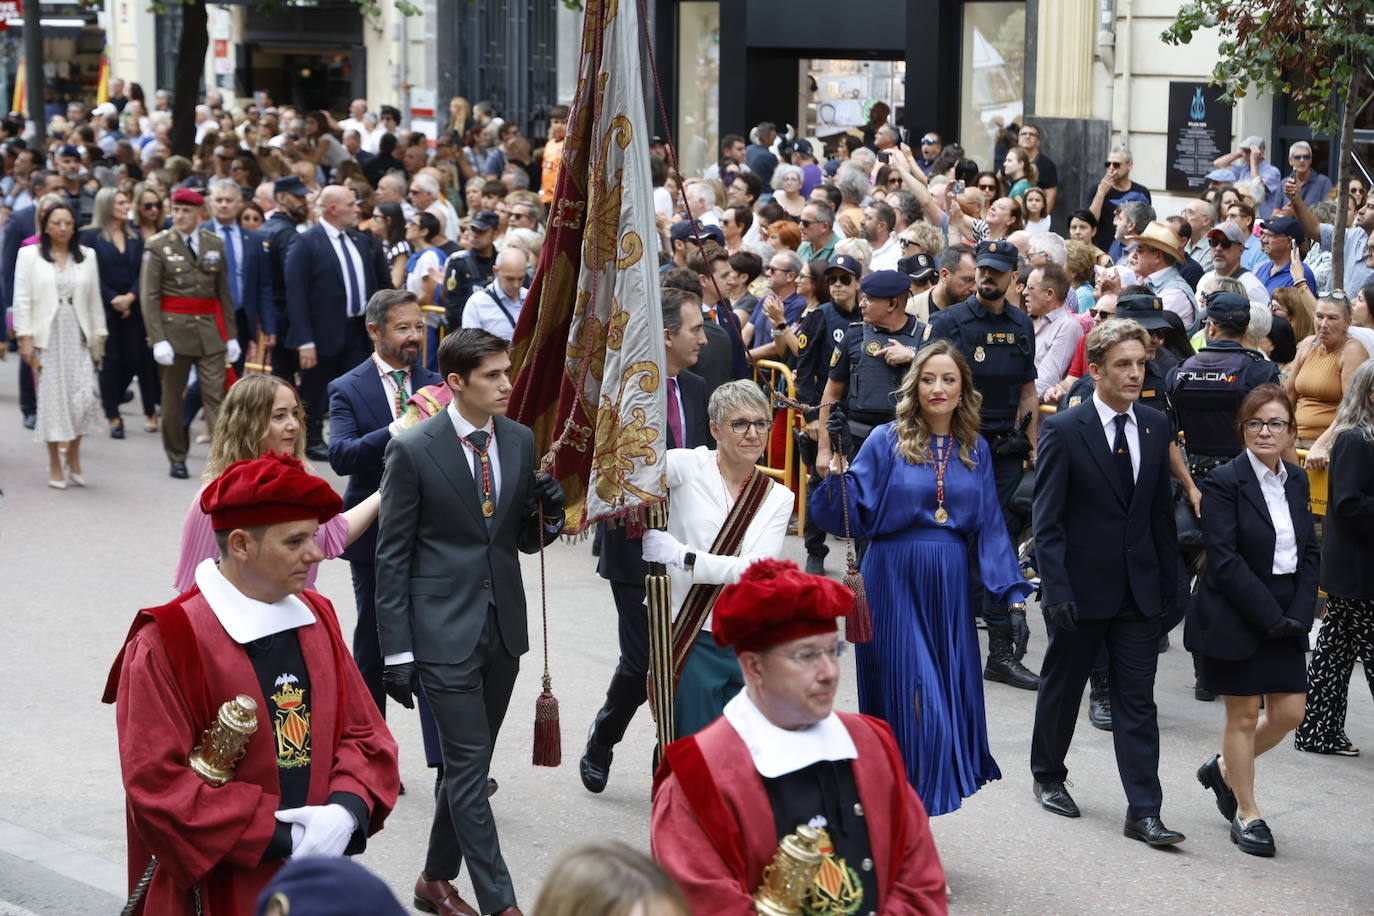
[204,249,221,263]
[829,349,841,367]
[865,340,881,357]
[832,328,845,343]
[1141,390,1155,399]
[986,332,1016,344]
[142,250,152,263]
[974,346,986,362]
[797,333,809,350]
[446,274,457,291]
[803,827,863,916]
[270,674,311,768]
[1068,396,1082,407]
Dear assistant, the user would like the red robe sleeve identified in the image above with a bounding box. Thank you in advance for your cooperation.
[115,630,279,890]
[882,780,947,915]
[650,771,756,916]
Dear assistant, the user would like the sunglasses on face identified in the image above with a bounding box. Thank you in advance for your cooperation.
[828,274,854,285]
[1291,154,1312,161]
[141,202,161,210]
[1088,308,1113,319]
[900,239,918,248]
[1208,239,1237,249]
[1105,161,1124,169]
[920,137,938,144]
[766,266,794,274]
[798,218,814,228]
[978,183,997,191]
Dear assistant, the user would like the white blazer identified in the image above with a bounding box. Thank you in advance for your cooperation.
[12,244,107,360]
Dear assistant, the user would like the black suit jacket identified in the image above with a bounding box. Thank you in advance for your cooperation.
[1320,429,1374,598]
[375,410,558,662]
[327,358,442,564]
[1185,453,1319,660]
[0,204,36,327]
[1033,399,1178,618]
[284,223,392,356]
[202,221,276,336]
[597,369,711,584]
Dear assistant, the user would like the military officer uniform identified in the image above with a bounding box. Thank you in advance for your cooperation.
[140,187,235,475]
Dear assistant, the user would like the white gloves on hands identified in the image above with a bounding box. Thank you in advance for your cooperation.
[642,529,688,569]
[275,804,357,857]
[152,341,175,366]
[225,339,242,364]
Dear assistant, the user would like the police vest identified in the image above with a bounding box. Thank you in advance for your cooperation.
[847,318,928,424]
[937,304,1033,433]
[814,302,859,377]
[1170,346,1264,458]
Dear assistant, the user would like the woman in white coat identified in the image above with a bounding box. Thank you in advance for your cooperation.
[14,202,107,488]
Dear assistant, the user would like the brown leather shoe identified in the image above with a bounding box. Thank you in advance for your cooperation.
[413,875,480,916]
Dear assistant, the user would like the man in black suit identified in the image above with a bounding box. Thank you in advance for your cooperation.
[580,287,711,794]
[1030,317,1184,847]
[259,176,311,384]
[375,329,565,916]
[285,184,392,460]
[1,171,63,426]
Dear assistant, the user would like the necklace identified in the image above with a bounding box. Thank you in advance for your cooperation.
[716,454,750,504]
[930,434,954,524]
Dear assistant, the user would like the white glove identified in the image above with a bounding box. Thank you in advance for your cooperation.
[388,417,405,437]
[152,340,175,366]
[225,339,242,364]
[642,529,688,569]
[275,804,357,857]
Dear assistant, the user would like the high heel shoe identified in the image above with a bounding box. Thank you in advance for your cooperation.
[67,470,86,487]
[48,477,68,490]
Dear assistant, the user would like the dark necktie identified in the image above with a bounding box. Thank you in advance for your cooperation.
[337,231,362,316]
[465,429,495,521]
[184,233,197,261]
[666,376,684,448]
[220,224,241,307]
[1112,413,1134,500]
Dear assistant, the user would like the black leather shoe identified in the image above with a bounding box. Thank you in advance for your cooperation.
[1196,754,1237,823]
[805,553,826,576]
[1158,632,1170,653]
[1123,816,1185,847]
[22,413,36,430]
[1033,780,1080,818]
[984,627,1040,690]
[1195,683,1216,701]
[306,442,330,461]
[1230,815,1275,857]
[109,419,125,439]
[580,736,613,794]
[169,461,189,479]
[1088,674,1113,731]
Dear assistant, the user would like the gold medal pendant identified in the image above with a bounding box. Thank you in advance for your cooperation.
[482,499,495,517]
[934,506,949,524]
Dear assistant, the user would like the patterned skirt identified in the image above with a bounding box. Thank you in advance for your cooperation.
[1294,594,1374,753]
[34,301,104,443]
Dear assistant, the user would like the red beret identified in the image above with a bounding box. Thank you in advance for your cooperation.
[170,187,204,207]
[712,559,854,653]
[200,452,343,531]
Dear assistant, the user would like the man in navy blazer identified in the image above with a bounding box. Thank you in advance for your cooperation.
[1030,318,1184,847]
[286,184,392,459]
[203,179,275,371]
[1,189,47,424]
[579,288,712,793]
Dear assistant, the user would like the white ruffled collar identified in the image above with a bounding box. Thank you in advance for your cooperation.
[195,558,315,644]
[723,689,857,779]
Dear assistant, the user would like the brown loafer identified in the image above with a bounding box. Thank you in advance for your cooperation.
[413,875,479,916]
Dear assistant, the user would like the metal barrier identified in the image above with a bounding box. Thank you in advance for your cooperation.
[420,305,448,369]
[752,359,807,537]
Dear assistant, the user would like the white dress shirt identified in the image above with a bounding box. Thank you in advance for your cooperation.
[869,234,901,271]
[322,220,368,317]
[1092,393,1140,481]
[372,352,412,420]
[722,689,857,779]
[447,401,502,499]
[1245,449,1298,575]
[461,284,528,339]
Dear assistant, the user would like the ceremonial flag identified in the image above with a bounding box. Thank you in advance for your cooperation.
[11,56,23,117]
[509,0,667,534]
[95,46,112,106]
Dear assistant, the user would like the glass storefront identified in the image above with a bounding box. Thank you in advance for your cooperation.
[676,2,720,179]
[960,1,1025,170]
[800,58,906,154]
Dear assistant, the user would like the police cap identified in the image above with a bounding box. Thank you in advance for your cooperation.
[273,175,309,197]
[1204,291,1252,332]
[1115,293,1173,332]
[859,269,911,299]
[899,252,937,282]
[826,254,863,278]
[470,210,501,232]
[974,239,1017,272]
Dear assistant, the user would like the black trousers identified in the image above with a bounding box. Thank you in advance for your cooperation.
[99,309,160,419]
[299,318,371,447]
[419,605,520,914]
[350,561,444,766]
[589,581,650,749]
[795,432,828,558]
[1031,597,1164,818]
[969,451,1024,629]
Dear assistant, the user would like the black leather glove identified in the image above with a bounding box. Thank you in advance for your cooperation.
[524,472,566,521]
[1266,615,1309,640]
[826,405,849,455]
[1045,601,1078,632]
[1009,607,1030,660]
[382,663,419,709]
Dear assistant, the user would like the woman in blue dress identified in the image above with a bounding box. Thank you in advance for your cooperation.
[811,339,1032,816]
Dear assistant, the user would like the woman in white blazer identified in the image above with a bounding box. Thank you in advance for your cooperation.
[14,201,107,488]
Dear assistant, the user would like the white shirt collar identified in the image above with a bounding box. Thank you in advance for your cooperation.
[446,400,494,440]
[723,689,857,779]
[1091,391,1136,428]
[194,558,315,644]
[1246,448,1288,487]
[322,220,347,242]
[372,351,410,380]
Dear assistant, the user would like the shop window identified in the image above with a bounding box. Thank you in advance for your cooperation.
[801,59,905,153]
[676,2,719,180]
[960,2,1025,171]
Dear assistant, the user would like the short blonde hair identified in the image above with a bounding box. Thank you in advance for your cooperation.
[708,378,770,426]
[834,237,872,271]
[1086,317,1151,367]
[531,843,689,916]
[901,221,946,258]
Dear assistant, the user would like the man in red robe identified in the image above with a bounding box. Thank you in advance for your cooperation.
[651,559,948,915]
[105,453,400,915]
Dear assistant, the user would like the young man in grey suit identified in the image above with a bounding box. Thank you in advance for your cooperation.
[375,328,564,916]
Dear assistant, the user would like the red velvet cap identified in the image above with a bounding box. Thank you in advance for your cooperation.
[170,187,205,207]
[200,452,343,531]
[712,558,854,653]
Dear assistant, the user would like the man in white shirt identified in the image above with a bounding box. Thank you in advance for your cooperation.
[339,98,369,135]
[1027,263,1085,399]
[1199,222,1269,307]
[461,249,528,340]
[864,201,901,271]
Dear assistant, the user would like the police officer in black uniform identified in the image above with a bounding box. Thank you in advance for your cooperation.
[1061,293,1179,419]
[815,269,930,480]
[1167,290,1280,478]
[794,254,864,574]
[928,239,1041,691]
[441,209,500,329]
[259,175,311,382]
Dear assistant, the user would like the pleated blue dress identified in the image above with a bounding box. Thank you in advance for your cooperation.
[811,425,1032,816]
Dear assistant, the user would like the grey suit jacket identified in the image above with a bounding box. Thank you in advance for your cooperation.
[374,409,552,663]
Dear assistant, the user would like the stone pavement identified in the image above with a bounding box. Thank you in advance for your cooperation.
[1,366,1371,914]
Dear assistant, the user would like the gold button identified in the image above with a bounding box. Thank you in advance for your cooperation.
[861,858,873,871]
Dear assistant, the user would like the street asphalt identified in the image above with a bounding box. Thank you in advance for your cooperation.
[1,365,1371,914]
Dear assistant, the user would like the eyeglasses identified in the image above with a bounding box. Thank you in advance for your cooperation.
[978,183,997,191]
[920,136,938,144]
[1105,161,1124,169]
[900,239,919,248]
[888,177,903,186]
[140,201,161,210]
[1243,418,1292,434]
[1208,239,1237,249]
[727,418,771,436]
[1088,308,1114,319]
[797,218,814,228]
[765,266,794,275]
[1291,154,1312,161]
[766,641,847,669]
[828,274,854,285]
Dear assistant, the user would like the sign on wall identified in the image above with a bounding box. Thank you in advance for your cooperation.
[1166,81,1232,192]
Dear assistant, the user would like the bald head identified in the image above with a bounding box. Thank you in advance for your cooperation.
[495,248,528,301]
[319,185,359,230]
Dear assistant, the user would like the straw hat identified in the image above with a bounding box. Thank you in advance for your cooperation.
[1125,221,1186,266]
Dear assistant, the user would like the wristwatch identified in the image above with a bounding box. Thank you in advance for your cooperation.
[683,551,697,572]
[1008,602,1027,612]
[773,321,788,332]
